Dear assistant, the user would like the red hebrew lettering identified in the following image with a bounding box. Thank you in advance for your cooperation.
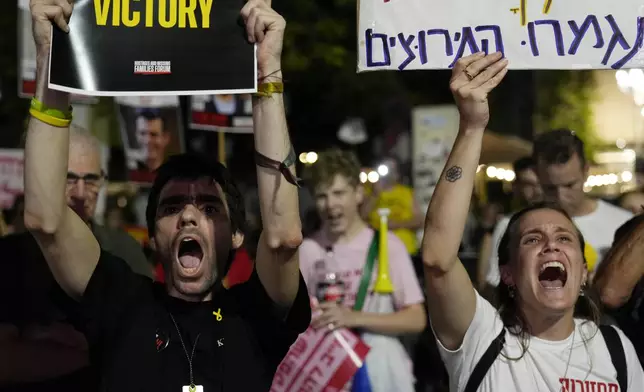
[573,379,584,391]
[560,378,571,391]
[272,371,284,386]
[585,380,598,392]
[298,365,323,392]
[281,359,294,376]
[320,339,341,366]
[292,338,308,356]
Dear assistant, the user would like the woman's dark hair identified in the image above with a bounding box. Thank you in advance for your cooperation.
[145,154,247,275]
[495,202,602,358]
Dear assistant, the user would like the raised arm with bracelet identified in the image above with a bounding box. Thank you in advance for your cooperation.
[242,0,303,308]
[24,0,100,300]
[421,52,508,350]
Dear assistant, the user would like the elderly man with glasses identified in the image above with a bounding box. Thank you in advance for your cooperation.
[0,126,152,391]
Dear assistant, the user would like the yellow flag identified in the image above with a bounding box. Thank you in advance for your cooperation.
[584,242,598,272]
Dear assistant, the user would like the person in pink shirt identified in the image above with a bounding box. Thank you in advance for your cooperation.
[299,148,426,391]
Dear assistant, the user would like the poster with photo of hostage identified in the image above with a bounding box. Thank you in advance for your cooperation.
[190,94,254,134]
[115,96,184,185]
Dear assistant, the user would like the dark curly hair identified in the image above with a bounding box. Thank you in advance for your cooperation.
[495,202,601,359]
[145,154,247,274]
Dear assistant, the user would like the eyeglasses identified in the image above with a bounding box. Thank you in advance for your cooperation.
[66,171,106,190]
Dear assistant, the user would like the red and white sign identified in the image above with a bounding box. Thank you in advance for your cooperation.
[271,307,370,392]
[0,149,24,209]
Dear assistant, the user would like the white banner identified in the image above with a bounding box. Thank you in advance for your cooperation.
[358,0,644,71]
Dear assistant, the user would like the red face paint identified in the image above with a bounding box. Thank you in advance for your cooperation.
[154,177,235,302]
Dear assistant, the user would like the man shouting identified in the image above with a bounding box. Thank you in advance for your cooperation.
[24,0,310,391]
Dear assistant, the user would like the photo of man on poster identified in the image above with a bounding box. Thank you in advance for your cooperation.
[116,97,184,184]
[134,109,171,172]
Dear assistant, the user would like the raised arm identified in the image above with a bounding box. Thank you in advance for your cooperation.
[595,217,644,308]
[242,0,302,307]
[421,52,508,350]
[24,0,100,299]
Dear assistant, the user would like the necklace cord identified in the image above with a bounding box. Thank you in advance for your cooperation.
[169,312,201,387]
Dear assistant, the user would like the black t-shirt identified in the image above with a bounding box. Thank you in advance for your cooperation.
[75,251,311,391]
[0,232,72,327]
[609,281,644,366]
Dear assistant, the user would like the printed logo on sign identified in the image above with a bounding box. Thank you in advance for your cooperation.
[134,61,172,75]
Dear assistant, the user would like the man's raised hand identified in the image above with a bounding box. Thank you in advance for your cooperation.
[30,0,73,53]
[450,52,509,131]
[240,0,286,79]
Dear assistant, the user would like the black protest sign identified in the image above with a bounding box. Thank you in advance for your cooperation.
[49,0,256,96]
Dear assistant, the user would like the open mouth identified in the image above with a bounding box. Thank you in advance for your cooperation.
[538,261,567,289]
[328,213,343,224]
[177,238,204,272]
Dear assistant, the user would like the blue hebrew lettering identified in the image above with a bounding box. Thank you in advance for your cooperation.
[567,15,604,55]
[426,29,454,57]
[365,29,391,67]
[397,33,417,70]
[417,31,428,65]
[602,14,634,66]
[449,27,480,68]
[527,20,565,57]
[611,17,644,69]
[475,25,505,56]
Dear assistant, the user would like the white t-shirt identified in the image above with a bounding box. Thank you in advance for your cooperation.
[437,291,644,392]
[485,200,633,286]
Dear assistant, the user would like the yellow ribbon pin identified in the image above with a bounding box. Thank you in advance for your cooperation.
[213,308,223,321]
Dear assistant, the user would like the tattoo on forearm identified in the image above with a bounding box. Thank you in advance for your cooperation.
[445,166,463,182]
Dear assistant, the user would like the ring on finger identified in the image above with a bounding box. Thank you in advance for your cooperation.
[464,69,476,81]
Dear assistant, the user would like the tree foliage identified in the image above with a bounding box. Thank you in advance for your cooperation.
[534,70,598,161]
[275,0,453,161]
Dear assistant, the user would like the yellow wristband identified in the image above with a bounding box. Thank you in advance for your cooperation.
[30,98,73,120]
[29,108,72,128]
[255,82,284,97]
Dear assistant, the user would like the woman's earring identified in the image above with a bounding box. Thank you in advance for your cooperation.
[509,285,516,298]
[579,283,586,296]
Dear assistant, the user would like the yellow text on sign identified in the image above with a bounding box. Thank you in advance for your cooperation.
[94,0,214,28]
